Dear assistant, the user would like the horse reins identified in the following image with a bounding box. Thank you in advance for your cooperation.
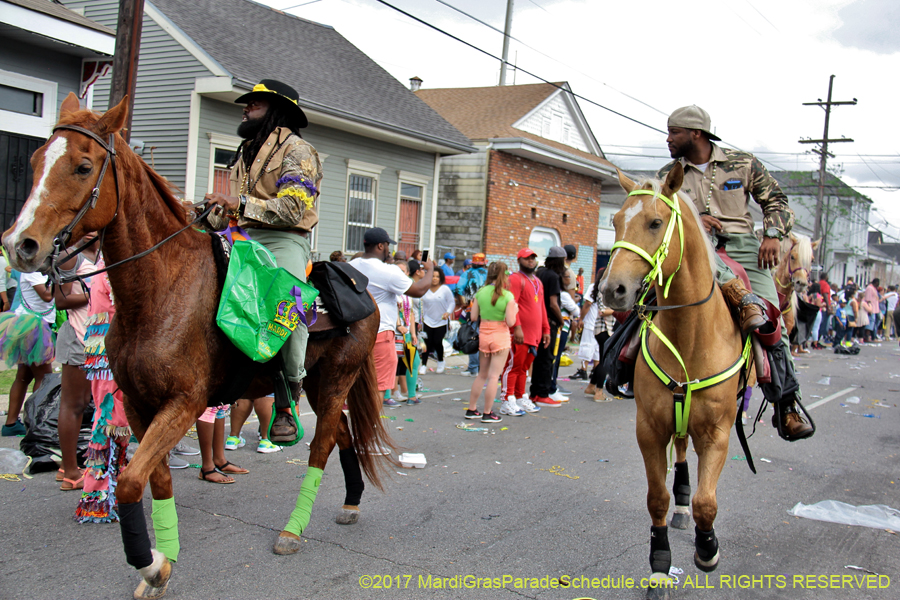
[610,189,751,439]
[46,125,214,285]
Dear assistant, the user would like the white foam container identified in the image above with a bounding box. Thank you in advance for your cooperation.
[398,453,427,468]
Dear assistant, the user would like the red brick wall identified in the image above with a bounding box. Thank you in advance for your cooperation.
[484,150,601,271]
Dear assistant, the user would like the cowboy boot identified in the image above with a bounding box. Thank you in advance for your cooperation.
[721,278,767,335]
[271,381,302,443]
[771,397,815,441]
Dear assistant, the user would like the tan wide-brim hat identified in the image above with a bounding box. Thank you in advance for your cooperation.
[667,105,721,141]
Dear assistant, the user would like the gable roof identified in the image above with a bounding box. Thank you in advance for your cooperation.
[415,82,616,172]
[149,0,473,153]
[4,0,113,35]
[771,171,872,204]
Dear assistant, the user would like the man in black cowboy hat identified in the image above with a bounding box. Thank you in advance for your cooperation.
[204,79,321,445]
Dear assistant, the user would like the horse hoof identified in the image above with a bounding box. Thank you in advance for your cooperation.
[670,511,691,530]
[646,573,673,600]
[134,579,169,600]
[694,550,719,572]
[273,531,302,555]
[336,507,360,525]
[134,551,172,600]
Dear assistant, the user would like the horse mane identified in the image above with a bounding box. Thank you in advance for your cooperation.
[56,108,189,227]
[785,233,812,268]
[635,178,717,279]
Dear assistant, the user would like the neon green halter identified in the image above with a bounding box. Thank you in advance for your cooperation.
[610,189,751,439]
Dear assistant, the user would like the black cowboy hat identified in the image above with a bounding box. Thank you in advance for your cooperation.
[235,79,308,128]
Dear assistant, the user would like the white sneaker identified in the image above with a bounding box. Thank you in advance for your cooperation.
[517,396,541,413]
[499,400,525,416]
[549,391,568,402]
[436,361,446,374]
[418,365,426,375]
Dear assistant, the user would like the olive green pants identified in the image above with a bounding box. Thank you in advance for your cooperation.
[715,233,791,351]
[249,229,310,383]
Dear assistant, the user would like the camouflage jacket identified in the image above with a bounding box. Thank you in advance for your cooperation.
[207,127,322,232]
[657,143,793,237]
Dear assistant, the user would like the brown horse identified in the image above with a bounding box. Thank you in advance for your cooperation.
[772,233,817,337]
[2,94,393,599]
[601,165,749,599]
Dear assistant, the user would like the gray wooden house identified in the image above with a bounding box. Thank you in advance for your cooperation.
[0,0,115,229]
[63,0,473,257]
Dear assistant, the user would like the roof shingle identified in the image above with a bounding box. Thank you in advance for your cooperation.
[150,0,473,151]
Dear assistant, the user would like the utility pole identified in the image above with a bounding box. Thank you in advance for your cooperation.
[108,0,146,141]
[498,0,514,86]
[799,75,857,266]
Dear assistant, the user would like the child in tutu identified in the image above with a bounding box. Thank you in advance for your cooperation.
[0,271,55,437]
[74,261,131,521]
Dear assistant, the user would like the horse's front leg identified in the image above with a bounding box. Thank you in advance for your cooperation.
[119,396,201,600]
[689,407,733,573]
[670,437,691,529]
[636,408,676,600]
[273,370,355,555]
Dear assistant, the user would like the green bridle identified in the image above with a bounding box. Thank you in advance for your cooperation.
[610,189,750,439]
[610,189,685,302]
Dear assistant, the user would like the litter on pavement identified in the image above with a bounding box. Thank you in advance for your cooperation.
[788,500,900,530]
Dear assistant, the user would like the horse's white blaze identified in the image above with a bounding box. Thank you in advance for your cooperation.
[623,201,643,225]
[9,137,68,242]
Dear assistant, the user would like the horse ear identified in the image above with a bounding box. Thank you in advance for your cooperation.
[617,169,636,194]
[94,95,130,137]
[811,238,821,251]
[662,162,684,197]
[60,92,81,115]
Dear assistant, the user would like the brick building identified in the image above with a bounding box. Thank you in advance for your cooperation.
[416,82,624,285]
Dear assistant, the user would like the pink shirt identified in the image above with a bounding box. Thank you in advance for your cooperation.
[864,284,879,314]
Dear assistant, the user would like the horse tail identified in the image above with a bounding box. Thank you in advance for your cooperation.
[346,353,395,491]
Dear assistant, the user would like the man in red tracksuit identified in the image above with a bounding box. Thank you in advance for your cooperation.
[500,248,550,414]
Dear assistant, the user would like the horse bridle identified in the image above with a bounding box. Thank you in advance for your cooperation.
[45,125,213,285]
[46,125,120,284]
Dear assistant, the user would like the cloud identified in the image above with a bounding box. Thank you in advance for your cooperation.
[833,0,900,53]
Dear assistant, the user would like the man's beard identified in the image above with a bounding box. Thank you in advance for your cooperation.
[518,260,535,274]
[238,116,265,140]
[669,137,693,159]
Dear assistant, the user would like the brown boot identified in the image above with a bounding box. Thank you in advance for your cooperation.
[721,278,767,334]
[772,402,814,441]
[270,381,302,443]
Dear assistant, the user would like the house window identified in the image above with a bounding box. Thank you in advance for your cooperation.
[346,174,376,253]
[0,85,42,117]
[528,226,561,263]
[0,69,57,138]
[212,147,235,194]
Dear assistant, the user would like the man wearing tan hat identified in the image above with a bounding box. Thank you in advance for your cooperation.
[657,105,813,441]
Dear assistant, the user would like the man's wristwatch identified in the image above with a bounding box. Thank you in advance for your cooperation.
[763,227,783,240]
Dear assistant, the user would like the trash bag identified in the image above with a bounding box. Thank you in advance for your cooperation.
[216,240,319,362]
[834,343,861,355]
[20,373,94,474]
[0,448,29,474]
[788,500,900,530]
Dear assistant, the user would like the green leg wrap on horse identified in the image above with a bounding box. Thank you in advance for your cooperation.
[284,467,324,536]
[151,497,180,562]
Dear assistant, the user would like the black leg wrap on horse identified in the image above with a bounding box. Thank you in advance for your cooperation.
[118,500,154,569]
[694,526,718,562]
[339,448,365,506]
[673,461,691,506]
[649,525,671,573]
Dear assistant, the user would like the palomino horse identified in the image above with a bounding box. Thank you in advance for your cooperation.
[772,233,817,337]
[3,94,393,599]
[601,165,750,599]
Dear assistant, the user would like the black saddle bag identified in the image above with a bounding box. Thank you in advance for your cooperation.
[602,311,641,395]
[308,261,376,324]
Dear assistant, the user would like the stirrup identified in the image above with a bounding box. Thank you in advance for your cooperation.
[268,370,304,447]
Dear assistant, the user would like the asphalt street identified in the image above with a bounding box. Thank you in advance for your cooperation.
[0,343,897,600]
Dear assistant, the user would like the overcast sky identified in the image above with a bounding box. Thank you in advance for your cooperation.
[264,0,900,240]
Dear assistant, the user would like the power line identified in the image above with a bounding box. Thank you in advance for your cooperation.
[430,0,669,116]
[374,0,667,134]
